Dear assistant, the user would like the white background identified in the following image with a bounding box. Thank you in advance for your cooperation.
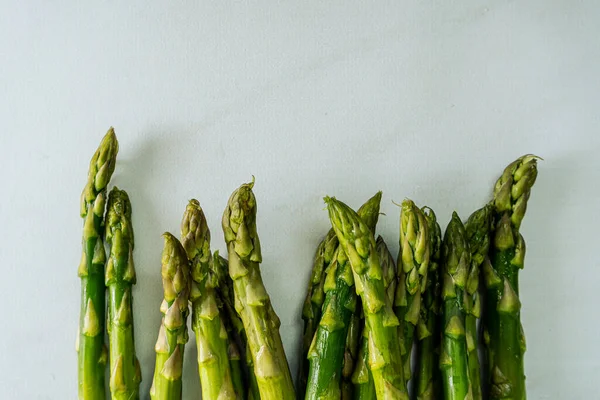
[1,1,599,399]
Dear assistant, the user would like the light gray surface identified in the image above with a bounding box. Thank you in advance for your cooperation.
[1,1,599,399]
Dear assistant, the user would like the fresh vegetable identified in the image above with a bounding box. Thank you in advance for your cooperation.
[222,180,295,399]
[77,128,118,400]
[440,212,472,400]
[305,192,382,400]
[350,236,396,400]
[325,197,407,400]
[150,233,191,400]
[413,207,442,400]
[341,310,361,399]
[464,204,493,400]
[351,321,376,400]
[213,252,259,400]
[105,188,141,400]
[181,200,237,400]
[483,155,538,400]
[395,199,430,384]
[298,229,338,397]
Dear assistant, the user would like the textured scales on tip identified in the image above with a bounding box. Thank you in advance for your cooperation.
[80,127,119,217]
[493,155,539,232]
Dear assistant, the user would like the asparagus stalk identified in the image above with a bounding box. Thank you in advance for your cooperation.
[305,193,382,400]
[77,128,118,400]
[325,197,407,400]
[150,233,191,400]
[440,212,472,400]
[105,188,142,400]
[341,310,361,400]
[464,205,493,400]
[351,321,376,400]
[483,155,538,400]
[298,229,338,396]
[413,207,442,400]
[213,252,260,400]
[222,180,295,399]
[351,234,397,400]
[394,200,430,384]
[181,200,237,400]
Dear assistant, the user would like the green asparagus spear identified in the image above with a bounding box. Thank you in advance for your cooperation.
[483,155,538,400]
[211,252,247,399]
[222,180,295,399]
[181,200,237,400]
[105,188,141,400]
[351,321,376,400]
[77,128,118,400]
[351,235,396,400]
[395,200,430,384]
[440,212,472,400]
[413,207,442,400]
[341,310,361,400]
[324,197,407,400]
[305,192,382,400]
[150,233,191,400]
[464,205,493,400]
[213,252,260,400]
[298,229,338,397]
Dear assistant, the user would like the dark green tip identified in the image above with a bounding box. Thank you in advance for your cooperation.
[106,187,133,245]
[357,191,383,232]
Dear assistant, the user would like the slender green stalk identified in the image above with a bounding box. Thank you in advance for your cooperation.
[351,321,376,400]
[181,200,237,399]
[305,193,382,400]
[298,229,338,397]
[464,205,493,400]
[325,197,407,400]
[150,233,191,400]
[214,252,259,400]
[413,207,442,400]
[222,180,295,399]
[394,200,430,384]
[227,336,246,399]
[105,188,141,399]
[341,310,361,400]
[440,212,472,400]
[483,155,538,400]
[351,235,397,400]
[77,128,118,400]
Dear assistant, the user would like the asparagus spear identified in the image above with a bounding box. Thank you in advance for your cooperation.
[150,233,191,400]
[351,237,396,400]
[464,205,493,400]
[305,193,382,400]
[324,197,407,400]
[213,252,260,400]
[222,180,295,399]
[298,229,338,397]
[105,188,142,400]
[77,128,118,400]
[395,200,430,384]
[181,200,237,400]
[211,252,247,399]
[483,155,538,400]
[341,310,361,399]
[440,212,472,400]
[413,207,442,400]
[351,321,376,400]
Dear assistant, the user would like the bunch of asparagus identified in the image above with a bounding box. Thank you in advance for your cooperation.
[299,156,538,400]
[77,129,538,400]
